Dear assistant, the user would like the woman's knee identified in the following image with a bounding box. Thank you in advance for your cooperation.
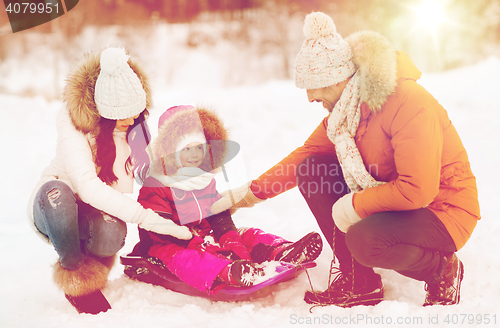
[85,215,127,257]
[36,180,75,209]
[33,180,78,237]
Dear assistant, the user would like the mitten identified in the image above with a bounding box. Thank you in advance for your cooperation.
[210,181,264,215]
[219,230,252,261]
[332,193,362,233]
[139,209,192,239]
[186,236,204,250]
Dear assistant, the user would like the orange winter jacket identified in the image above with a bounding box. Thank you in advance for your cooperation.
[253,47,480,250]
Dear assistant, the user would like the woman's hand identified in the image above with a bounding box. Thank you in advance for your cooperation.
[139,209,192,239]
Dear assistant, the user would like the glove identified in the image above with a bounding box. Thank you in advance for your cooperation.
[210,181,264,215]
[332,193,362,233]
[139,209,192,240]
[219,230,252,261]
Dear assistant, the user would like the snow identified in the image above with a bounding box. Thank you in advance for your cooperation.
[1,29,499,328]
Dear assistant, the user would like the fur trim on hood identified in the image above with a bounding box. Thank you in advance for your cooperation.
[345,31,397,111]
[151,106,228,176]
[63,49,153,134]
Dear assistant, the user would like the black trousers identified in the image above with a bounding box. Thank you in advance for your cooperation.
[297,155,457,284]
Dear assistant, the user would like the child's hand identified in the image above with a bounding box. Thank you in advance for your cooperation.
[219,230,251,261]
[139,209,193,239]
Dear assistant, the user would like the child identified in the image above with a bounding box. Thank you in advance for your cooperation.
[136,105,323,294]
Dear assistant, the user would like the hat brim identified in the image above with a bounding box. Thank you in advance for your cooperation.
[142,140,240,187]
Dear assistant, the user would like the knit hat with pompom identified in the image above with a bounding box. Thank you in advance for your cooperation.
[295,12,357,89]
[94,47,147,120]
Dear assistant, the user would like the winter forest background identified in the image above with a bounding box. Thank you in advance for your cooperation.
[1,0,500,96]
[1,0,500,327]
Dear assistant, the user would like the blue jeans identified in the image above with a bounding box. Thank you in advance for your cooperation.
[33,180,127,270]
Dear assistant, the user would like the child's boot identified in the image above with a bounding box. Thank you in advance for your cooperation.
[217,260,264,287]
[251,232,323,265]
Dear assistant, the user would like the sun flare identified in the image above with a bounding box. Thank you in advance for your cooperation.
[413,0,447,34]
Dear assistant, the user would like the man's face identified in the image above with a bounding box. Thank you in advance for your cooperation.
[306,79,350,113]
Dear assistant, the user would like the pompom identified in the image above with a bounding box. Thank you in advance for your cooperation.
[99,47,130,74]
[303,12,336,39]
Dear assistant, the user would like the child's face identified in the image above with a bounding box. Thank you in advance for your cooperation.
[179,142,205,167]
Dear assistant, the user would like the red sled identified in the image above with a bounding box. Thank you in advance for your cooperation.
[120,254,316,302]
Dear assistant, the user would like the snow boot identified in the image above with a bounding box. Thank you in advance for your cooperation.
[304,266,383,308]
[65,289,111,314]
[423,253,464,306]
[272,232,323,265]
[217,260,264,287]
[231,260,264,287]
[53,255,115,314]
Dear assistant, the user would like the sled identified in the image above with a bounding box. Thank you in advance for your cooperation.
[120,254,316,302]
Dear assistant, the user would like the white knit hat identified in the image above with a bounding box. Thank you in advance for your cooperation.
[175,131,207,153]
[295,12,357,89]
[175,131,208,167]
[94,47,147,120]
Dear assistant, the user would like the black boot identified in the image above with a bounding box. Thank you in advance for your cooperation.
[274,232,323,265]
[230,260,264,287]
[304,263,383,308]
[250,232,323,265]
[423,253,464,306]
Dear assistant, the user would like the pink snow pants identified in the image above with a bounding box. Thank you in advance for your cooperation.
[148,227,288,294]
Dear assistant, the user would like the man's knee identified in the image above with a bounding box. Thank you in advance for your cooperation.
[297,155,346,197]
[345,222,381,267]
[297,155,338,179]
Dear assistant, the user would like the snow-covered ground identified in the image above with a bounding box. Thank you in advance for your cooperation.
[1,33,499,327]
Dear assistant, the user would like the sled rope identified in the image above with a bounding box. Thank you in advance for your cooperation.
[305,227,356,312]
[306,228,338,312]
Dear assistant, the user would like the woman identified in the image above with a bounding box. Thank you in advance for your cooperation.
[27,47,191,314]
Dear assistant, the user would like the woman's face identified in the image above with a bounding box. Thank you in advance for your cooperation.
[115,113,140,132]
[179,142,205,167]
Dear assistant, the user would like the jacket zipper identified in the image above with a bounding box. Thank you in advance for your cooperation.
[191,192,203,224]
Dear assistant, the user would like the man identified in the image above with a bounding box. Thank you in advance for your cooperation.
[212,12,480,308]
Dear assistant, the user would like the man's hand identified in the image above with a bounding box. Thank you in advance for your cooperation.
[332,193,362,233]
